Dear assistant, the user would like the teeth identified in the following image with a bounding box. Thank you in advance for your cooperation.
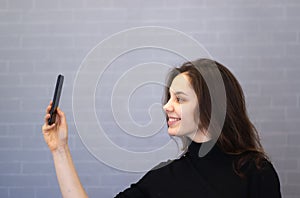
[169,118,180,121]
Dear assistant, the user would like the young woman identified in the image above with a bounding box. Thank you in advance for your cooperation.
[42,58,281,198]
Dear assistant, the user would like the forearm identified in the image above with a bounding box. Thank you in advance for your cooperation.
[52,145,88,198]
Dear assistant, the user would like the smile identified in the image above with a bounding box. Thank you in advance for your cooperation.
[168,117,181,126]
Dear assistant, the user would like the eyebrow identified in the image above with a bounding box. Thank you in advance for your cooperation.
[170,90,188,96]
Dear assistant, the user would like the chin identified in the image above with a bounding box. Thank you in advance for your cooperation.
[167,129,177,136]
[168,128,182,137]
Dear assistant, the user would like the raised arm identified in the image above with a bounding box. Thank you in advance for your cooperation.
[42,101,88,198]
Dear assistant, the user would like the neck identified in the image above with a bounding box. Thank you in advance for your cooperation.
[187,130,211,143]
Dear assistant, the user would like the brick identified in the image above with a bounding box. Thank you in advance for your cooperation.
[22,10,73,23]
[282,184,300,196]
[264,145,286,159]
[9,188,35,198]
[206,19,259,32]
[0,175,49,187]
[286,44,300,57]
[0,150,50,162]
[246,96,271,107]
[22,162,55,174]
[21,136,48,149]
[286,108,300,120]
[84,0,112,8]
[76,174,100,186]
[0,36,20,48]
[20,98,52,112]
[36,188,62,198]
[1,86,48,99]
[258,19,300,32]
[87,187,114,198]
[58,0,85,9]
[0,99,21,112]
[8,0,33,10]
[21,35,74,49]
[240,83,261,96]
[0,74,21,86]
[70,149,97,162]
[286,6,300,18]
[285,69,300,81]
[287,134,300,146]
[0,189,8,198]
[284,147,300,159]
[0,0,7,8]
[204,0,258,6]
[47,49,86,61]
[0,11,20,23]
[75,162,109,174]
[271,96,297,107]
[8,124,35,137]
[273,159,298,170]
[9,61,34,73]
[261,121,299,133]
[287,172,300,183]
[272,32,298,43]
[0,61,8,73]
[0,137,21,148]
[180,7,233,20]
[177,20,205,32]
[234,69,285,82]
[261,133,287,145]
[0,49,47,61]
[260,82,299,95]
[20,73,61,86]
[34,0,60,10]
[0,162,21,174]
[232,44,284,57]
[0,124,8,136]
[232,6,284,19]
[259,57,299,69]
[0,24,49,35]
[73,9,127,22]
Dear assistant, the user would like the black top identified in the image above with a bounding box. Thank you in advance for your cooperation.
[115,141,281,198]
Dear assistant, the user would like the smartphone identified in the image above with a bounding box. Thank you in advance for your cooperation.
[48,74,64,125]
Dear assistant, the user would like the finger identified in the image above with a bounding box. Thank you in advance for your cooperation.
[44,114,50,124]
[43,123,56,133]
[46,102,52,114]
[46,105,51,114]
[57,108,67,125]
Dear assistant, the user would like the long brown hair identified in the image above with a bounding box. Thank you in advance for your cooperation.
[163,58,268,177]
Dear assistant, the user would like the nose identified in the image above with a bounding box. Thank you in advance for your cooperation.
[163,99,174,112]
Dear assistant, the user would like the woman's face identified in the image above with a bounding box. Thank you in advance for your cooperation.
[163,73,210,142]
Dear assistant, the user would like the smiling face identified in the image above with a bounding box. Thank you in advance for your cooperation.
[163,73,210,142]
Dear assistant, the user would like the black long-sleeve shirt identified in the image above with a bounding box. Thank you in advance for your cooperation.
[115,141,281,198]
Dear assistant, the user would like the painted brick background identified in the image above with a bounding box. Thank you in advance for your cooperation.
[0,0,300,197]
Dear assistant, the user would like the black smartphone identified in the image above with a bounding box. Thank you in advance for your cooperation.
[48,74,64,125]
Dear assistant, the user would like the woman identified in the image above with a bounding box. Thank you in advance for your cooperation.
[42,58,281,198]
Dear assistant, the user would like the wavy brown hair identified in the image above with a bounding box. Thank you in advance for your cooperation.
[163,58,269,177]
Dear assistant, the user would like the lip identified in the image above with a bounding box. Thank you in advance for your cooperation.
[167,116,181,126]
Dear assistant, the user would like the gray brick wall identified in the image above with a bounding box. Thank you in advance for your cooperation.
[1,0,299,197]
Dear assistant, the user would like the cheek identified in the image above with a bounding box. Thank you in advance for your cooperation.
[182,105,199,125]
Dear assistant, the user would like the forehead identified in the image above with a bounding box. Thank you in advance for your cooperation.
[169,73,194,94]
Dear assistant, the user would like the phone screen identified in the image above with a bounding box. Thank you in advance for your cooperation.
[48,74,64,125]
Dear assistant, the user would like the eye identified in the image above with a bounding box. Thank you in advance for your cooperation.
[176,97,184,103]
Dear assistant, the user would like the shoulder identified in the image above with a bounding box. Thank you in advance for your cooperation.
[137,155,192,185]
[246,159,282,197]
[246,159,279,178]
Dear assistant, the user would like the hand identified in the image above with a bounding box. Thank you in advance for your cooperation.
[42,101,68,152]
